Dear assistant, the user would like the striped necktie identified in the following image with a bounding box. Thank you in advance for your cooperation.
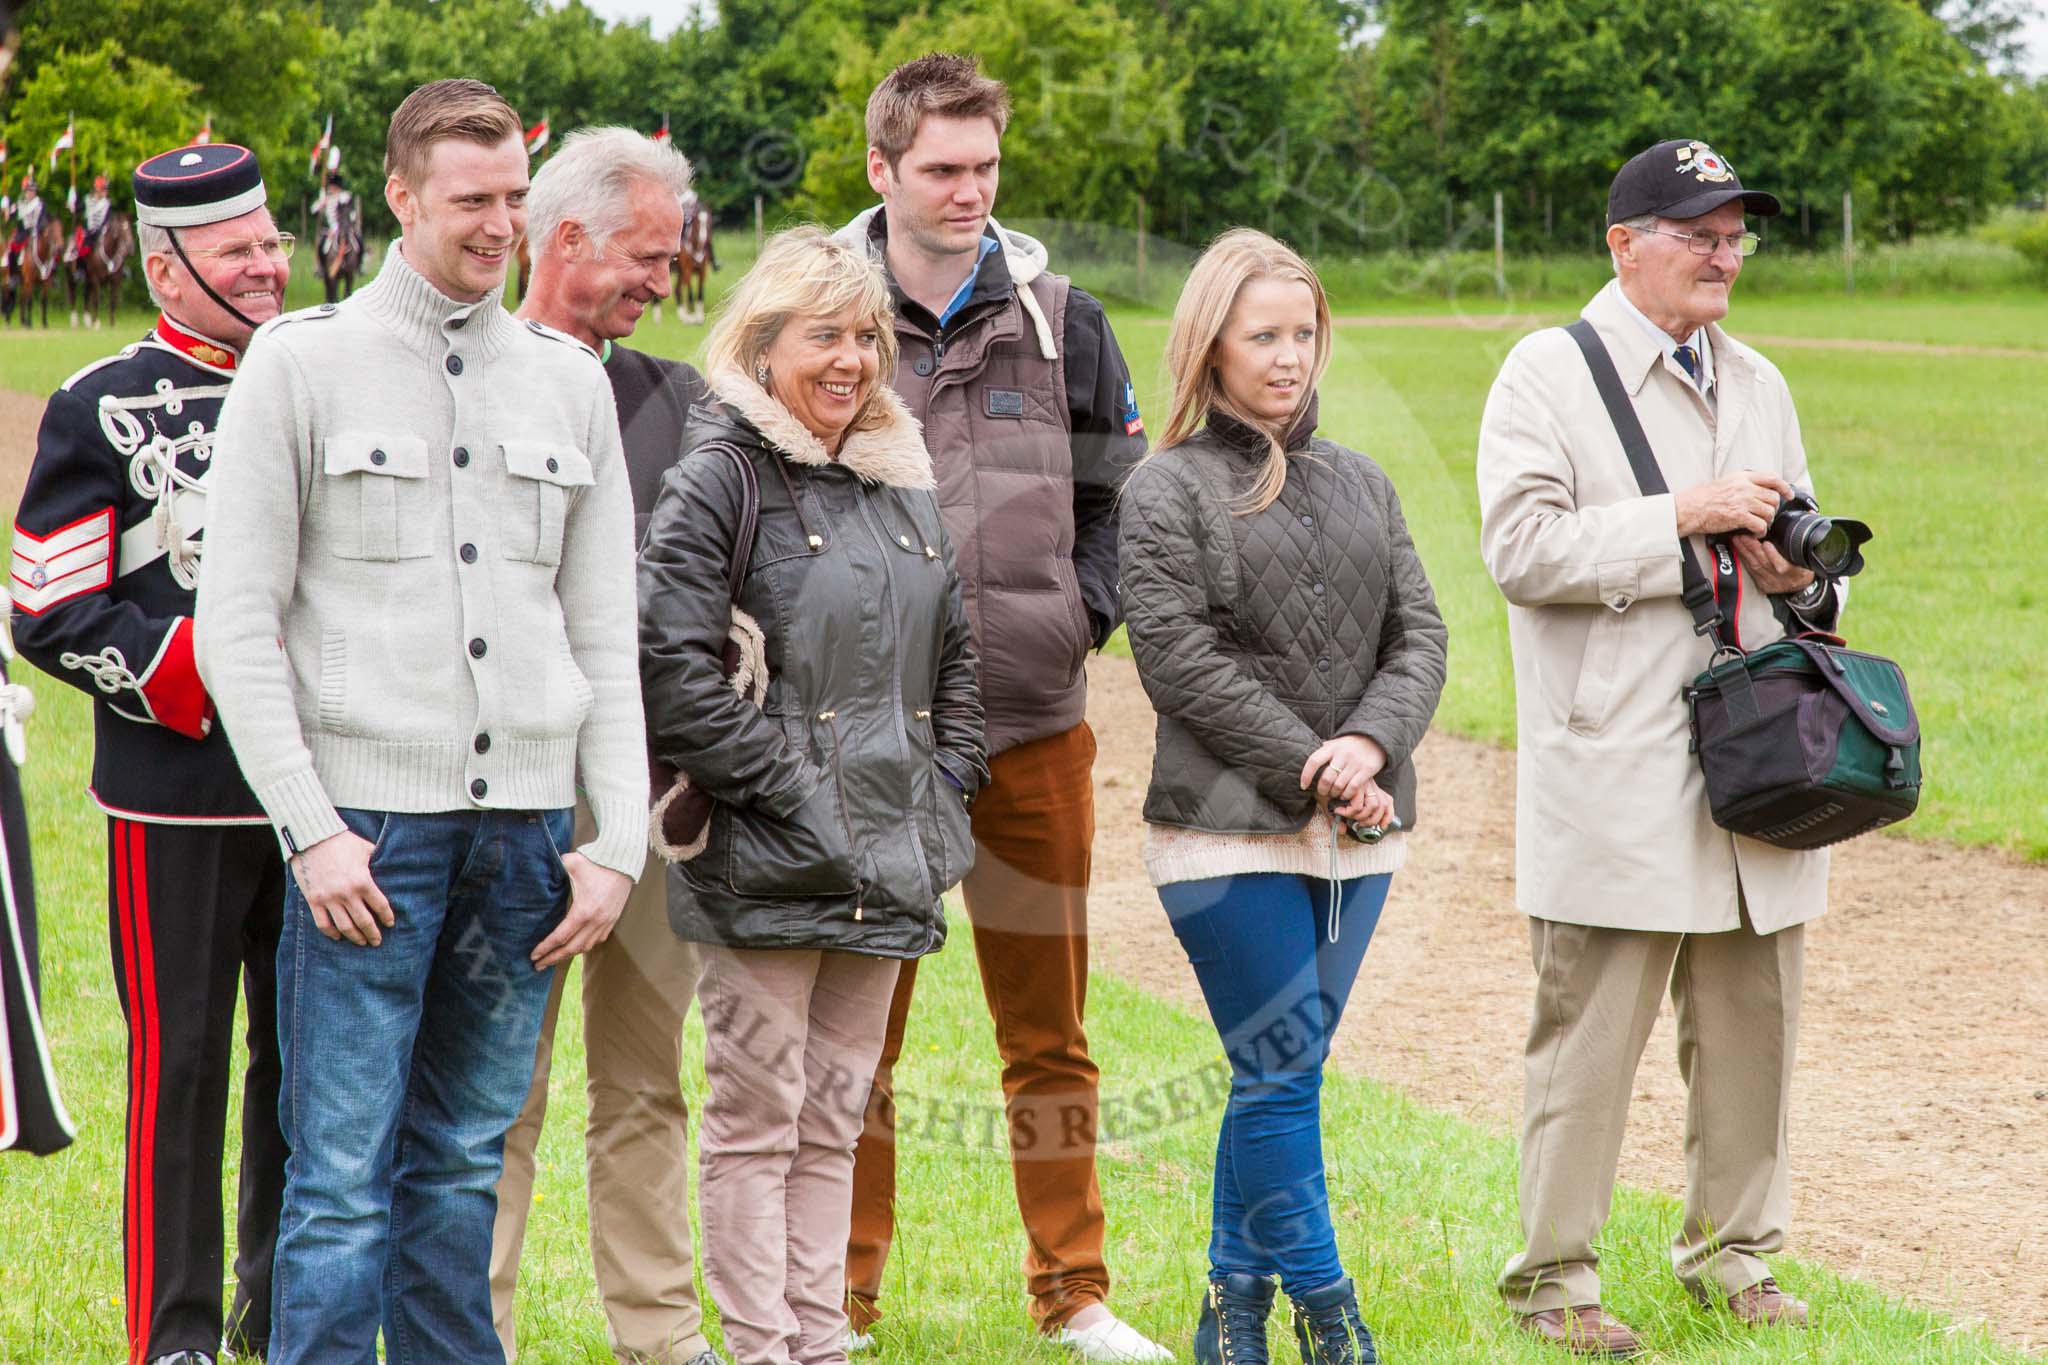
[1674,344,1701,383]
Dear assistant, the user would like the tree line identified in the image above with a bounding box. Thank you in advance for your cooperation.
[3,0,2045,255]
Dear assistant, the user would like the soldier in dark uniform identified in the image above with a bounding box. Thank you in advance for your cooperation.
[10,142,292,1365]
[0,627,73,1159]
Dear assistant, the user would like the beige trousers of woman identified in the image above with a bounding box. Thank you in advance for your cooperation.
[696,944,901,1365]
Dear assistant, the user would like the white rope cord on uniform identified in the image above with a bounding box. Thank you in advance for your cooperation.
[0,679,34,767]
[103,384,225,590]
[59,645,139,696]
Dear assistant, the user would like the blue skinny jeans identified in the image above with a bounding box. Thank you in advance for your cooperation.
[1157,871,1390,1293]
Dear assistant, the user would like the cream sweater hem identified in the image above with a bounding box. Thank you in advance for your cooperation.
[1143,820,1407,887]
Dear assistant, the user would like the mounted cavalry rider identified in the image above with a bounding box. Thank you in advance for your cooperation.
[10,142,292,1365]
[679,183,717,269]
[313,166,358,255]
[6,169,43,270]
[71,171,111,260]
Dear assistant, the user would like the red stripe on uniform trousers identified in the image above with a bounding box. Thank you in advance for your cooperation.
[130,821,160,1364]
[113,820,145,1365]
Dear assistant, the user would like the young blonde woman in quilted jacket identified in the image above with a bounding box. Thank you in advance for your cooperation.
[1117,229,1448,1365]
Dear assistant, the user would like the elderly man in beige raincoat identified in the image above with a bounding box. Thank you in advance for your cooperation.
[1476,139,1845,1360]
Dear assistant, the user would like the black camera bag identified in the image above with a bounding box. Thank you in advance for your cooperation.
[1565,321,1922,849]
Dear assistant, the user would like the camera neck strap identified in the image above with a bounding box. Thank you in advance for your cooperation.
[1563,319,1740,652]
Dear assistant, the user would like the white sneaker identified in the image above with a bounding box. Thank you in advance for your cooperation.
[845,1328,875,1354]
[1054,1315,1174,1363]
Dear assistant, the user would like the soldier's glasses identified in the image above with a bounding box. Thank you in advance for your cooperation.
[190,234,298,266]
[1632,225,1762,257]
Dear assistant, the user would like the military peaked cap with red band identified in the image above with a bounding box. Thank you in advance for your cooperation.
[133,143,267,228]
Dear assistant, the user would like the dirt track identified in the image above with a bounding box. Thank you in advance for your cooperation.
[1083,652,2048,1353]
[1329,313,2048,360]
[4,385,2043,1351]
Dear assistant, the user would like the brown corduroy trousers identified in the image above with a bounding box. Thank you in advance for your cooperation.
[846,721,1110,1333]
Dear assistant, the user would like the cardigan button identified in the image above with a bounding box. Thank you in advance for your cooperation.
[470,778,488,799]
[546,457,559,474]
[453,446,470,467]
[469,637,487,658]
[369,448,387,466]
[474,733,491,754]
[446,355,464,376]
[460,543,478,564]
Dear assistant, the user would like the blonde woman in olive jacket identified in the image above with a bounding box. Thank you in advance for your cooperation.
[1119,230,1446,1365]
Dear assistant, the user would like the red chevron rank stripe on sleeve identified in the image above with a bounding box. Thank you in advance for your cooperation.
[10,507,115,615]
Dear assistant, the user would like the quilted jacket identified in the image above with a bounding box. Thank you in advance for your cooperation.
[1119,401,1447,833]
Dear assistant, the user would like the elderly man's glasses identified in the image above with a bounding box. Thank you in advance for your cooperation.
[1632,225,1762,257]
[188,234,297,266]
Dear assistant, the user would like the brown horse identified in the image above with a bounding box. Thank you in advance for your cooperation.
[671,199,714,324]
[76,211,133,330]
[5,216,69,328]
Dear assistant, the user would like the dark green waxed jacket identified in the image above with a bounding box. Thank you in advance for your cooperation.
[638,369,987,957]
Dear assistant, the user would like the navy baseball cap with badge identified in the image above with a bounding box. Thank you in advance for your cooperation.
[1607,139,1782,225]
[133,142,274,329]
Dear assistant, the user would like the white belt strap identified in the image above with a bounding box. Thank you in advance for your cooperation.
[118,486,206,580]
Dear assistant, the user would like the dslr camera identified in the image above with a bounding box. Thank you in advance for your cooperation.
[1767,489,1871,580]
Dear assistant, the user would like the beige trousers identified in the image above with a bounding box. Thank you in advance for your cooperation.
[697,945,900,1365]
[491,829,710,1365]
[1501,907,1804,1312]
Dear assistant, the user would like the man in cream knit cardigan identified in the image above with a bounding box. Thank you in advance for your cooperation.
[196,79,646,1362]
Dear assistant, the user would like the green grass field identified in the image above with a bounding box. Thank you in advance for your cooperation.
[0,251,2042,1359]
[1,682,2036,1363]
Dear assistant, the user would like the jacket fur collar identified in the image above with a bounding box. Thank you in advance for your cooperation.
[707,366,934,491]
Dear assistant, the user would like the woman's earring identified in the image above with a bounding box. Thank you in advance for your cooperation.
[755,361,770,386]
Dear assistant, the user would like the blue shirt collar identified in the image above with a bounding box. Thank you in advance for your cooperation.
[936,235,1002,328]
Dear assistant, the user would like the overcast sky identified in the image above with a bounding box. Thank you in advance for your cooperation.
[574,0,2048,77]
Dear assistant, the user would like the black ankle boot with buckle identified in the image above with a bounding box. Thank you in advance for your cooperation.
[1194,1272,1277,1364]
[1289,1277,1378,1364]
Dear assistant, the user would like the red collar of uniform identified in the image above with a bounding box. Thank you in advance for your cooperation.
[153,314,241,373]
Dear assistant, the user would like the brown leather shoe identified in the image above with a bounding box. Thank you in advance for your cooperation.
[1512,1306,1644,1358]
[1726,1278,1809,1327]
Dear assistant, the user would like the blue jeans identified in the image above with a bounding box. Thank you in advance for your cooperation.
[1158,872,1391,1293]
[271,808,571,1365]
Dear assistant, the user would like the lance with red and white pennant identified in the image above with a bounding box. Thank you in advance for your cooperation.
[525,114,551,159]
[47,115,73,171]
[308,113,332,177]
[191,113,213,146]
[651,112,671,146]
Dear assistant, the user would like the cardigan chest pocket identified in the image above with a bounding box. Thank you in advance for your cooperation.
[501,442,594,566]
[323,434,431,561]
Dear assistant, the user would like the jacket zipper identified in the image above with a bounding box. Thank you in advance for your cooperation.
[856,491,942,929]
[851,488,939,916]
[815,708,863,918]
